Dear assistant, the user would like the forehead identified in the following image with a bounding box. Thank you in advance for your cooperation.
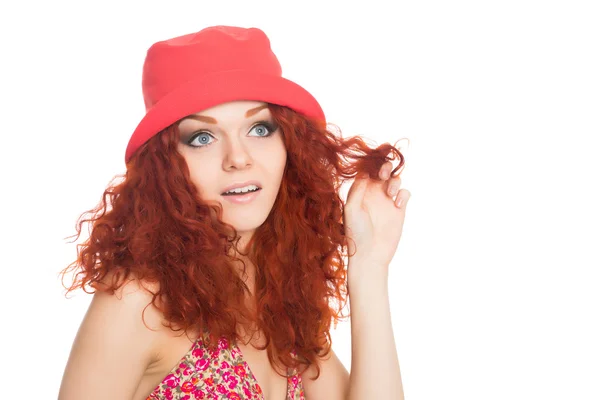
[182,101,269,125]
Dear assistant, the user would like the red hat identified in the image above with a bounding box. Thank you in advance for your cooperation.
[125,26,326,163]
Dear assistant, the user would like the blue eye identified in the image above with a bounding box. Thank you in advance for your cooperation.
[187,132,214,148]
[185,121,277,149]
[249,123,275,137]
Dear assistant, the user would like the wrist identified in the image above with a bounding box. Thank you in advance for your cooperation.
[347,260,389,290]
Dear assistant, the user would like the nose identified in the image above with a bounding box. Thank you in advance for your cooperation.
[222,137,252,170]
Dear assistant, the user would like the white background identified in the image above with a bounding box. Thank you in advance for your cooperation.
[1,0,598,399]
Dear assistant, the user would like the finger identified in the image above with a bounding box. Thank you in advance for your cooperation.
[386,176,402,197]
[346,173,370,206]
[394,189,411,208]
[378,161,394,180]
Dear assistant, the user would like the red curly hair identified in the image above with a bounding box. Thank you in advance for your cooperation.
[59,103,405,380]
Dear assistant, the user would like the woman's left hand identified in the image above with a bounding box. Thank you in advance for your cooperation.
[344,161,411,279]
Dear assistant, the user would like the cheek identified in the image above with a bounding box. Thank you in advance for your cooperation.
[272,151,286,174]
[262,144,287,190]
[262,136,287,167]
[184,157,217,197]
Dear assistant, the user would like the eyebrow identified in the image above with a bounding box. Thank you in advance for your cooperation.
[183,104,268,124]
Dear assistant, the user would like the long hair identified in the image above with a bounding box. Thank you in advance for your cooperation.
[59,103,405,380]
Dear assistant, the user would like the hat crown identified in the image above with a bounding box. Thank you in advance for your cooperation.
[125,25,325,164]
[142,26,282,110]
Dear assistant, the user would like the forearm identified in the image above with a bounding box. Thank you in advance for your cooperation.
[347,266,404,400]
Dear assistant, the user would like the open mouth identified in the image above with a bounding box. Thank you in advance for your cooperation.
[221,188,262,196]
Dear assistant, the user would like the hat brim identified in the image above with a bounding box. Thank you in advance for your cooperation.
[125,69,325,162]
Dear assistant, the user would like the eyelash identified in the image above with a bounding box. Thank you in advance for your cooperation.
[185,121,278,149]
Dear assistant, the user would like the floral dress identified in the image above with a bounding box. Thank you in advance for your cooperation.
[146,333,305,400]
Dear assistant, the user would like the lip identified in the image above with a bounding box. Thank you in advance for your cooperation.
[221,188,261,204]
[221,180,262,195]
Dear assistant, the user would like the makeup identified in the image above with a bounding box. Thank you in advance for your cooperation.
[221,188,262,204]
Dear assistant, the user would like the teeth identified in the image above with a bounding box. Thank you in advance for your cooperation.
[224,184,259,194]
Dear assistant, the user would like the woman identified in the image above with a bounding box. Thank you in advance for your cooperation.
[58,25,410,400]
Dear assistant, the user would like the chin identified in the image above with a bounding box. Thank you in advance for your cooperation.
[221,209,269,234]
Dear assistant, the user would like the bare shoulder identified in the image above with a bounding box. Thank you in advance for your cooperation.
[301,348,350,400]
[59,275,171,400]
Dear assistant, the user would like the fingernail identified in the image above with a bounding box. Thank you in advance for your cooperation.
[388,185,396,196]
[396,195,404,207]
